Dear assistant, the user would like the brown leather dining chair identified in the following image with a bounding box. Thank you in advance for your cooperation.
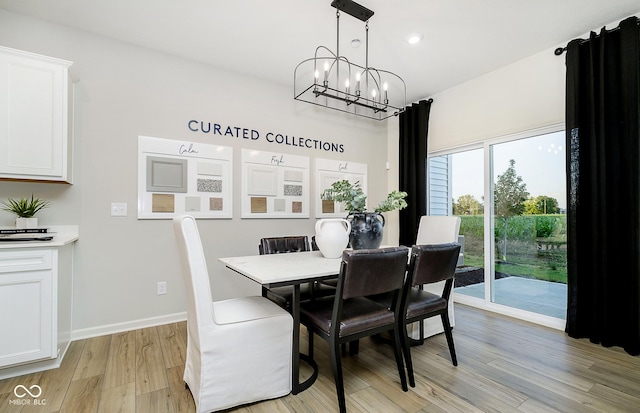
[370,242,461,387]
[300,246,410,413]
[259,236,335,312]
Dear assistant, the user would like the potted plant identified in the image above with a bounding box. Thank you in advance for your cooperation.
[1,194,51,229]
[321,180,407,249]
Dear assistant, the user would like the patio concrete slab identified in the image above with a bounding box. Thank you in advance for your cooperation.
[454,277,567,319]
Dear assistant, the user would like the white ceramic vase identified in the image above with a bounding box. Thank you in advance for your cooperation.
[315,218,351,259]
[16,217,38,229]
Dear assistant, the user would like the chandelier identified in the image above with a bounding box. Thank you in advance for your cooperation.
[294,0,406,121]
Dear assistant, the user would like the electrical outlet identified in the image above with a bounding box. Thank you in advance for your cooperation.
[157,281,167,295]
[111,202,127,217]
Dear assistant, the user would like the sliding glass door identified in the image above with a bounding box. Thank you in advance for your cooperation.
[428,128,567,324]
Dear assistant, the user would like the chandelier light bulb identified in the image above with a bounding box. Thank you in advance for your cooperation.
[323,61,330,84]
[314,70,319,80]
[372,89,377,98]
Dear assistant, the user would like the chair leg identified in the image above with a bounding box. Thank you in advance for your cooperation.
[308,328,314,360]
[330,339,347,413]
[400,323,415,387]
[390,328,408,392]
[349,339,359,356]
[419,319,425,344]
[441,313,458,366]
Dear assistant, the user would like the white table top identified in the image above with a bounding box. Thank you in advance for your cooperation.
[219,250,342,285]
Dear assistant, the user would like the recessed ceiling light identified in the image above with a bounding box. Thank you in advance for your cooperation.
[351,39,361,48]
[407,33,423,45]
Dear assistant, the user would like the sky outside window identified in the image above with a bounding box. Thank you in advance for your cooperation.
[451,131,566,210]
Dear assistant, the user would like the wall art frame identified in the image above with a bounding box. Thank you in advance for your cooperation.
[315,158,368,218]
[241,149,309,218]
[138,136,233,219]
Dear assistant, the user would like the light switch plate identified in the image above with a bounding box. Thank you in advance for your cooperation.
[111,202,127,217]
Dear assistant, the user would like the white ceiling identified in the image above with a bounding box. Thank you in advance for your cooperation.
[1,0,639,103]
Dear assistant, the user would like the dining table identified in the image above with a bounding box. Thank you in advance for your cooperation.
[219,250,342,394]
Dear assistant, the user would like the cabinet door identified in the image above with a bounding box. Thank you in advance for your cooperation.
[0,250,55,367]
[0,46,71,182]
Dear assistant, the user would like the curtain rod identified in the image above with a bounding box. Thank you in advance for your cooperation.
[554,16,639,56]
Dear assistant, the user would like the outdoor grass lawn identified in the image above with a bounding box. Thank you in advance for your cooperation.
[458,214,568,284]
[463,253,567,284]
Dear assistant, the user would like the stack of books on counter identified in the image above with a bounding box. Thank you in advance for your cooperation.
[0,227,54,242]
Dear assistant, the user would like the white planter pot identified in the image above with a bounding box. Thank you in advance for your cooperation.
[16,217,38,229]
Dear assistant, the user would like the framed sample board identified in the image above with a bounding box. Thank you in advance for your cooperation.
[241,149,309,218]
[315,158,368,218]
[138,136,233,219]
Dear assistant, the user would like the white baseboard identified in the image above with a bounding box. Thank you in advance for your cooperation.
[0,341,71,380]
[71,312,187,341]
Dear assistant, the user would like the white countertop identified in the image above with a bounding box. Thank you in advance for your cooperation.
[0,225,79,249]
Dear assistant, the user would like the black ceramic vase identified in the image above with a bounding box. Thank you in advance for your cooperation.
[347,212,385,249]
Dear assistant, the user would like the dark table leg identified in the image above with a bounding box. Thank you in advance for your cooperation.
[292,283,301,393]
[291,283,318,394]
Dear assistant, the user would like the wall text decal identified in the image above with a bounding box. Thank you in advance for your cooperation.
[187,119,345,153]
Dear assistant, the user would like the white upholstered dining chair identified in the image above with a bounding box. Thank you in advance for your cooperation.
[416,215,461,245]
[173,215,293,413]
[413,215,461,340]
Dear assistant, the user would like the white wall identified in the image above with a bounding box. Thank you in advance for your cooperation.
[425,11,640,151]
[428,47,566,151]
[0,10,394,336]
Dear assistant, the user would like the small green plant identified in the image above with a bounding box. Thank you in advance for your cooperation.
[321,180,407,213]
[1,195,51,218]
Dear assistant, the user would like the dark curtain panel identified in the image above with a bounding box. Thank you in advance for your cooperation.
[398,99,432,247]
[565,16,640,356]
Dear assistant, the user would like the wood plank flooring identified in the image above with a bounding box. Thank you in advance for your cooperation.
[1,304,639,412]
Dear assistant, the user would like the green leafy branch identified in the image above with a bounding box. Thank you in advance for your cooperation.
[321,180,407,214]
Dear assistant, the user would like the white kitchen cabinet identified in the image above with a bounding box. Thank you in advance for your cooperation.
[0,229,77,379]
[0,46,73,182]
[0,250,55,366]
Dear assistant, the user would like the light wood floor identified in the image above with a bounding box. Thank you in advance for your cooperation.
[1,304,639,413]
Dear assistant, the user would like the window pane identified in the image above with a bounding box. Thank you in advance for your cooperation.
[429,149,485,299]
[490,131,567,318]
